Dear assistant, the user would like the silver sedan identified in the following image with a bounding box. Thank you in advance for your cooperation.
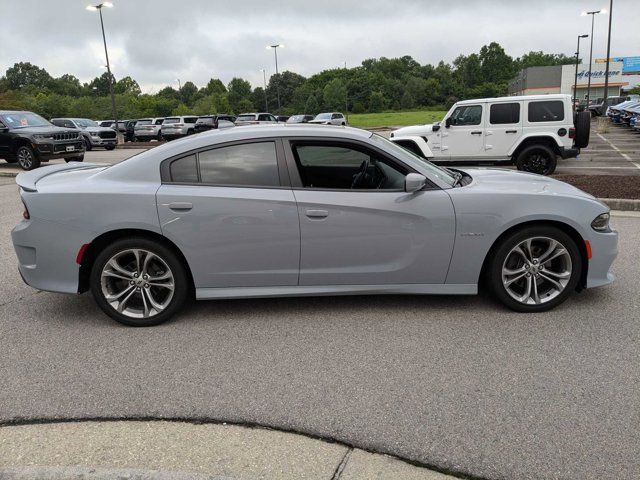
[12,125,617,326]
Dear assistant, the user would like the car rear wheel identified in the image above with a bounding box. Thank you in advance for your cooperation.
[515,145,557,175]
[489,226,581,312]
[84,137,93,151]
[90,238,189,327]
[17,145,41,170]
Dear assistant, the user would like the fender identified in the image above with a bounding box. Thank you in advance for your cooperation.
[389,135,434,159]
[507,133,565,157]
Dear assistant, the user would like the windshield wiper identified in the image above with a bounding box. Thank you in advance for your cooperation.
[446,168,463,187]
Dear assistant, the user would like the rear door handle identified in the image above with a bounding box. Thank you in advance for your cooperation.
[305,209,329,219]
[505,130,517,134]
[471,131,482,135]
[168,202,193,211]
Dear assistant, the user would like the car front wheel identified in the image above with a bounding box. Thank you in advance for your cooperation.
[90,238,189,326]
[16,145,41,170]
[489,226,582,312]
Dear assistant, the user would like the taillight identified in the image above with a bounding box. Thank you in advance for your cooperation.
[22,200,30,220]
[568,127,576,139]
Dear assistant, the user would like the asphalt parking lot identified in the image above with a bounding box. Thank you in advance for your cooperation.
[0,176,638,479]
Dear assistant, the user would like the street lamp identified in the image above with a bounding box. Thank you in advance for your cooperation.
[86,2,120,140]
[573,34,589,110]
[176,78,181,91]
[266,44,283,111]
[260,68,268,112]
[602,0,614,104]
[581,8,606,106]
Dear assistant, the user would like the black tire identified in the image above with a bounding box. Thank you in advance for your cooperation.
[105,145,116,151]
[515,144,557,176]
[84,137,93,151]
[157,132,163,141]
[574,111,591,148]
[16,145,41,170]
[90,237,189,327]
[488,225,582,313]
[65,154,84,163]
[187,129,194,136]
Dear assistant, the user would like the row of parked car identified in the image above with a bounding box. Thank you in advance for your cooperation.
[604,95,640,130]
[92,112,348,145]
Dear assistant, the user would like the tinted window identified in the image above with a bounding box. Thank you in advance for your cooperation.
[137,119,152,125]
[164,117,179,124]
[490,103,520,124]
[185,117,197,124]
[258,114,270,121]
[528,101,564,122]
[236,115,256,122]
[51,119,65,127]
[170,154,198,183]
[292,143,406,190]
[199,142,279,187]
[449,105,482,126]
[154,119,164,125]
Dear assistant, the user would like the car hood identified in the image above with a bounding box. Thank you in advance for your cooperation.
[457,167,597,200]
[84,126,114,133]
[9,125,78,135]
[392,124,436,136]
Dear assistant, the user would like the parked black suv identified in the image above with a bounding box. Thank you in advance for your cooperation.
[194,115,236,133]
[0,110,85,170]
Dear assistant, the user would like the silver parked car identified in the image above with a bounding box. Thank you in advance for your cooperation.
[160,116,198,141]
[309,112,347,125]
[12,125,617,326]
[133,117,165,142]
[50,118,117,151]
[235,113,278,126]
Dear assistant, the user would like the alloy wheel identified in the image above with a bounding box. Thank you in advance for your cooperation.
[525,152,550,175]
[100,249,175,319]
[17,148,33,170]
[501,236,572,305]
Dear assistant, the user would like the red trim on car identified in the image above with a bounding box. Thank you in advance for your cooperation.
[584,240,592,260]
[76,244,89,265]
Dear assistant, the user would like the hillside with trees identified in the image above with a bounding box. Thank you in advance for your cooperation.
[0,42,576,119]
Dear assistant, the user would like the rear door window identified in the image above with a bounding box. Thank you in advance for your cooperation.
[199,142,280,186]
[490,103,520,124]
[528,101,564,122]
[170,154,199,183]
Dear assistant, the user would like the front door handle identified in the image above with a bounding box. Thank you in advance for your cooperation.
[471,131,482,135]
[505,130,517,134]
[168,202,193,211]
[305,209,329,219]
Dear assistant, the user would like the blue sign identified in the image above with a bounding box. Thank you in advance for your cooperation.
[596,56,640,75]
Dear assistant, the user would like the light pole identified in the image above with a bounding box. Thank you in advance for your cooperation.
[573,34,589,110]
[266,44,283,111]
[602,0,613,104]
[177,78,181,91]
[86,2,120,140]
[260,69,268,112]
[582,9,605,106]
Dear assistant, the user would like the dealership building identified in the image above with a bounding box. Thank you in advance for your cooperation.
[508,62,629,100]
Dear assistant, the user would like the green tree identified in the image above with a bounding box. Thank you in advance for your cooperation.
[87,72,115,96]
[322,78,346,111]
[368,91,385,112]
[400,90,415,109]
[204,78,227,96]
[114,76,141,96]
[4,62,52,91]
[304,94,319,115]
[479,42,514,83]
[227,77,252,113]
[179,81,199,106]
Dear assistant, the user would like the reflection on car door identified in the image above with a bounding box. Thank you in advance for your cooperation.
[441,104,486,159]
[156,140,300,288]
[285,139,456,286]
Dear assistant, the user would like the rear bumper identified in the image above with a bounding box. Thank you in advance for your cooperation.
[560,147,580,159]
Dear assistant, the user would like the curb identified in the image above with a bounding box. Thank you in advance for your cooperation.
[599,198,640,211]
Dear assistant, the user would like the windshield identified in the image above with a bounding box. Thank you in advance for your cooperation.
[315,113,332,120]
[0,112,50,129]
[287,115,305,123]
[74,118,98,128]
[369,134,456,186]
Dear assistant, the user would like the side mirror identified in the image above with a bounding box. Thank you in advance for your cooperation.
[445,117,452,128]
[405,173,426,193]
[432,123,441,132]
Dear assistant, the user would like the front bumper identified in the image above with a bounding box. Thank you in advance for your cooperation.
[560,147,580,159]
[585,228,618,289]
[89,136,117,147]
[34,140,85,160]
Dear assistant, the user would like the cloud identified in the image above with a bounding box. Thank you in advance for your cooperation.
[1,0,638,93]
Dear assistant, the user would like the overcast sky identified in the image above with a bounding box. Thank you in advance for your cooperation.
[1,0,638,93]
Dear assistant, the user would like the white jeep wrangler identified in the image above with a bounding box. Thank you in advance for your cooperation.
[390,94,590,175]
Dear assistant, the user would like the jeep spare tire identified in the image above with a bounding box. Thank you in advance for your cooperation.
[574,111,590,149]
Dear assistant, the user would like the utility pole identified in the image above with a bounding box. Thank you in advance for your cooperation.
[260,69,268,112]
[602,0,614,103]
[574,34,589,111]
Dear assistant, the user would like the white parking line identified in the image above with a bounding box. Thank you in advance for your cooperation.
[595,132,640,170]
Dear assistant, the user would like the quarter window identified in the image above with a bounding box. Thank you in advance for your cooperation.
[199,142,280,186]
[170,154,198,183]
[449,105,482,126]
[528,101,564,122]
[292,142,407,190]
[490,103,520,124]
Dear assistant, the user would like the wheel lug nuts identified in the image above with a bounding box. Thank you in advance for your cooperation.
[143,275,148,280]
[144,283,149,288]
[133,273,138,278]
[129,280,134,285]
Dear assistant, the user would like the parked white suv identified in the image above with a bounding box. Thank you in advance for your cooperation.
[133,117,164,141]
[309,112,347,125]
[160,116,198,141]
[390,94,590,175]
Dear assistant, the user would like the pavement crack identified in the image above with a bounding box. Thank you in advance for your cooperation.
[330,447,353,480]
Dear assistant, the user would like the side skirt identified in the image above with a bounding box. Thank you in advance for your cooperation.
[195,283,477,300]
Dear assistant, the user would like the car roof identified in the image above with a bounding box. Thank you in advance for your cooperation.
[456,94,571,105]
[0,110,34,115]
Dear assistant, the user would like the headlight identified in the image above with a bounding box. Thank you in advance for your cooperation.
[33,134,54,141]
[591,212,610,231]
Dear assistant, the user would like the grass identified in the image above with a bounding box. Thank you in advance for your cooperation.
[347,110,446,128]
